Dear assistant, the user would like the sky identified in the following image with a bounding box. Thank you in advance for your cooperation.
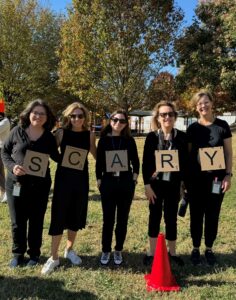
[46,0,199,25]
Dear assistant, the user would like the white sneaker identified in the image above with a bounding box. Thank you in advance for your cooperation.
[114,251,123,265]
[100,252,110,265]
[1,192,7,203]
[41,257,60,275]
[64,249,82,265]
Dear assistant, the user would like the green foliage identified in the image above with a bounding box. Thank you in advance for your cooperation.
[59,0,184,112]
[0,0,62,117]
[175,0,236,108]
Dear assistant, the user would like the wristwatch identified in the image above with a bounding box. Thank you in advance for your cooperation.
[225,172,233,177]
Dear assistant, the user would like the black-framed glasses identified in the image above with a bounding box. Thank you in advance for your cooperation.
[69,113,85,120]
[111,118,127,124]
[159,112,176,118]
[31,111,46,117]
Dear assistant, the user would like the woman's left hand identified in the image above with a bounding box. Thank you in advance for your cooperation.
[222,176,231,193]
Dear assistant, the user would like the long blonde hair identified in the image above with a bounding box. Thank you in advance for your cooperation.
[62,102,89,130]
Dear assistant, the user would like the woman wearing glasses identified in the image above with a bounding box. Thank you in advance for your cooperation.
[1,99,59,267]
[41,102,96,275]
[187,90,232,266]
[96,110,139,265]
[142,101,188,266]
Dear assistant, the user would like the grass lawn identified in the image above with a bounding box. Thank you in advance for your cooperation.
[0,135,235,300]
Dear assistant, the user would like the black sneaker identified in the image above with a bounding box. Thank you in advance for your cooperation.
[168,253,184,266]
[143,254,154,266]
[190,249,201,266]
[205,249,217,266]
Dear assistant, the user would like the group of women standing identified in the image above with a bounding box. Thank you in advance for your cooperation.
[1,89,232,274]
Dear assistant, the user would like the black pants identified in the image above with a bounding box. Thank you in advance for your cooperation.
[189,174,224,248]
[6,175,51,259]
[148,180,180,240]
[100,174,135,252]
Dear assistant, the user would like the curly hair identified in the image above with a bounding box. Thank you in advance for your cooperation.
[19,99,56,131]
[61,102,89,130]
[101,109,131,137]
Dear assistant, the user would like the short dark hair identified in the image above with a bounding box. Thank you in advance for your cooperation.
[19,99,56,131]
[101,109,131,137]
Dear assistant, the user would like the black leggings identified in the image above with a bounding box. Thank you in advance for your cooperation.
[148,180,180,241]
[100,174,135,252]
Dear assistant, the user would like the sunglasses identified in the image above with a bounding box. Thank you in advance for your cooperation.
[159,112,176,118]
[69,113,85,120]
[111,118,127,124]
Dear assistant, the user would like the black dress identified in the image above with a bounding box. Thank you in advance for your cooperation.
[49,129,90,235]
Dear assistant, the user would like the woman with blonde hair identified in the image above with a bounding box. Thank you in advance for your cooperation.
[42,102,96,275]
[142,101,188,266]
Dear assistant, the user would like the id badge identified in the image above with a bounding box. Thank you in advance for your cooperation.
[12,183,21,197]
[162,172,171,181]
[113,171,120,177]
[212,181,222,194]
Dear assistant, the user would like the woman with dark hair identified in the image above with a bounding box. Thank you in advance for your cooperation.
[142,101,188,266]
[41,102,96,275]
[96,110,139,265]
[1,99,59,267]
[187,90,232,266]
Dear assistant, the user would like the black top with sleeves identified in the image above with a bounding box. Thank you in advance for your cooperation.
[187,118,232,176]
[142,129,188,185]
[96,135,140,180]
[1,125,59,182]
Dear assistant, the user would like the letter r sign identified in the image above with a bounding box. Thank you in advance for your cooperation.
[155,150,180,172]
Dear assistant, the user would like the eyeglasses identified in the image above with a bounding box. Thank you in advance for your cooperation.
[197,101,211,107]
[159,112,176,118]
[31,111,46,117]
[111,118,127,124]
[69,114,85,120]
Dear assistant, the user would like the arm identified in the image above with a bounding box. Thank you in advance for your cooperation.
[54,128,63,147]
[129,137,140,182]
[95,138,103,188]
[89,131,97,160]
[0,118,10,135]
[222,137,233,193]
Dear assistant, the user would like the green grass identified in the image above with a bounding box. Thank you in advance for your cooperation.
[0,135,236,299]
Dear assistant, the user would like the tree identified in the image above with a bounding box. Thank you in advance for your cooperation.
[175,0,236,109]
[59,0,184,112]
[0,0,61,116]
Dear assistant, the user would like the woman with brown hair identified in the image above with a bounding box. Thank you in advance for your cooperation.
[142,101,188,266]
[41,102,96,275]
[96,110,139,266]
[187,90,232,266]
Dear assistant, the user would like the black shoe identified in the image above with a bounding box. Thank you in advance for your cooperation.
[143,254,154,266]
[9,256,24,268]
[205,249,217,266]
[190,249,201,266]
[168,253,184,266]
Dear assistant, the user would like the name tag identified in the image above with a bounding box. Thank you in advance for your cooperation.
[13,183,21,197]
[212,180,222,194]
[162,172,171,181]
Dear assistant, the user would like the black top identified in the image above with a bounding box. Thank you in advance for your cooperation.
[1,125,59,182]
[187,118,232,175]
[142,130,188,185]
[96,135,140,179]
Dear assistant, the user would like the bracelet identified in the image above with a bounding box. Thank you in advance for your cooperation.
[133,180,138,185]
[225,172,233,177]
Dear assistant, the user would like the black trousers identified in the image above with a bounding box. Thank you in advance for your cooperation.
[148,180,180,241]
[100,174,135,252]
[6,175,51,259]
[189,174,224,248]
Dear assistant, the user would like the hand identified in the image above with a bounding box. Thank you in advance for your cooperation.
[221,176,231,193]
[13,165,26,176]
[97,179,101,189]
[145,184,156,204]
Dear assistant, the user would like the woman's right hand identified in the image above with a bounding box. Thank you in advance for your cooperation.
[145,184,156,204]
[13,165,26,176]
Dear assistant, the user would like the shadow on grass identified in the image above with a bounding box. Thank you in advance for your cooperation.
[0,275,98,300]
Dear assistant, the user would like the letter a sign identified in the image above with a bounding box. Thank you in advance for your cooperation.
[155,150,179,172]
[23,150,49,177]
[106,150,128,172]
[61,145,88,170]
[199,147,225,171]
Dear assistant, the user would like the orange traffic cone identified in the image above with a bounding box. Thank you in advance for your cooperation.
[144,233,180,292]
